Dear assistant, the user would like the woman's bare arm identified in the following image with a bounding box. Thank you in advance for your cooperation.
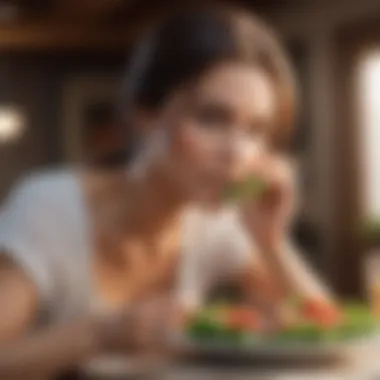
[0,255,179,380]
[0,255,104,380]
[240,156,333,306]
[261,240,333,302]
[239,256,284,305]
[237,244,335,329]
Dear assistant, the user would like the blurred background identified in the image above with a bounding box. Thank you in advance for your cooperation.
[0,0,378,298]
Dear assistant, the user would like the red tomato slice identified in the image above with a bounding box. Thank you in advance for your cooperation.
[225,308,262,331]
[301,299,343,327]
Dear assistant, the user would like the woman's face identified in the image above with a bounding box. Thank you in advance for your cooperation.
[144,61,277,203]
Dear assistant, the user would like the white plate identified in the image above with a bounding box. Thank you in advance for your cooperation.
[80,335,380,378]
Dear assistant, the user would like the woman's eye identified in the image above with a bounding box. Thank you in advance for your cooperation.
[195,107,230,130]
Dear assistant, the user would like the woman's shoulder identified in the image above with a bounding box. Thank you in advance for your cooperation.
[0,168,91,317]
[1,167,87,244]
[4,168,81,211]
[11,167,78,195]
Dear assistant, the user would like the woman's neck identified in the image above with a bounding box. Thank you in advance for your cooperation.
[125,162,187,238]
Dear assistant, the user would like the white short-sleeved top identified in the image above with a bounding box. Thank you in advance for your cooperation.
[0,170,254,325]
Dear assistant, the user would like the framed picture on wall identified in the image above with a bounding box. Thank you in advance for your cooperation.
[61,75,123,163]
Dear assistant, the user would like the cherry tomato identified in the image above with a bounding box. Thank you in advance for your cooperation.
[225,307,262,331]
[301,299,343,327]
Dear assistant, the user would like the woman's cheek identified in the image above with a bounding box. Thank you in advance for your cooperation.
[171,123,209,165]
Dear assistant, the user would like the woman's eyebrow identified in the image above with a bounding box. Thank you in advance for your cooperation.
[193,98,236,120]
[192,92,236,110]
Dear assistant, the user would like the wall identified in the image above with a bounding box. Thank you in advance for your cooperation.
[269,0,380,277]
[0,52,124,201]
[0,55,59,201]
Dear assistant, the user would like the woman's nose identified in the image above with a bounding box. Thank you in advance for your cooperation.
[219,132,249,179]
[220,132,263,181]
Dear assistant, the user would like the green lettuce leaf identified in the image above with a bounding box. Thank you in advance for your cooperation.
[223,175,267,202]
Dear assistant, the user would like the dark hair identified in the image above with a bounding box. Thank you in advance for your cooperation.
[124,5,297,147]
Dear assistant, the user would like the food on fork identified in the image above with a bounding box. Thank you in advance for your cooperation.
[223,175,267,202]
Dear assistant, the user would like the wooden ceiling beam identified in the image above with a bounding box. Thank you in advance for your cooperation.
[0,21,140,50]
[0,0,288,51]
[55,0,127,22]
[0,0,174,51]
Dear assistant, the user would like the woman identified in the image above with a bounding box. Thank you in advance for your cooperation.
[0,6,334,379]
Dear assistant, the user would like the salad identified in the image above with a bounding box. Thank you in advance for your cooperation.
[186,299,378,345]
[223,175,267,202]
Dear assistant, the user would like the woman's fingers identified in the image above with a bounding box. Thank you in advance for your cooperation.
[240,156,296,249]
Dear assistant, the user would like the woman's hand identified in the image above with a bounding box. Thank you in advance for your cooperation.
[96,295,179,353]
[240,154,296,250]
[230,157,299,322]
[238,154,334,305]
